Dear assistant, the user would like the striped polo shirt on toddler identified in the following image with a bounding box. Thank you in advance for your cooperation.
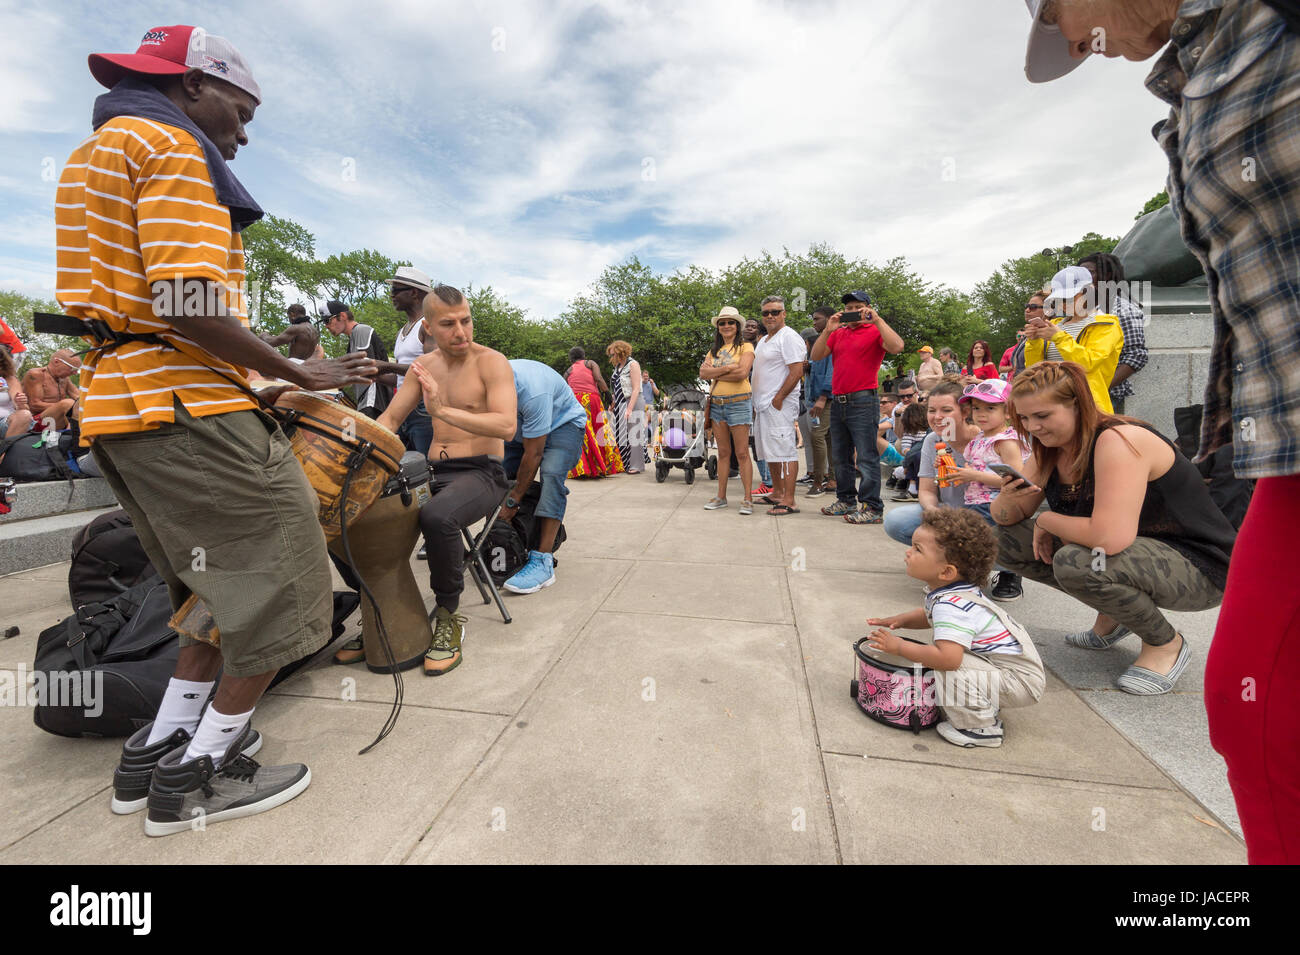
[55,115,255,441]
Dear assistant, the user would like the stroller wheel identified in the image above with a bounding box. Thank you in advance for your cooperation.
[684,467,695,485]
[655,463,669,483]
[706,455,717,480]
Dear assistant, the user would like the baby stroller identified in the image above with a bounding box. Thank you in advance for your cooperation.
[652,409,707,484]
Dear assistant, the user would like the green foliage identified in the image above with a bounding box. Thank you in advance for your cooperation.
[241,215,315,331]
[1137,190,1170,219]
[971,231,1119,361]
[0,289,67,373]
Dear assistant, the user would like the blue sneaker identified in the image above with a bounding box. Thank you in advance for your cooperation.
[503,551,556,594]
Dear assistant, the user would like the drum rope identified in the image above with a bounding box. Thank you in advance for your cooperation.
[339,459,404,754]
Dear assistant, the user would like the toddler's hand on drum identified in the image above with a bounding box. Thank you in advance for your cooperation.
[866,628,900,654]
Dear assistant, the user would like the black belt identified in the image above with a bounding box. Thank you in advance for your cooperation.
[832,389,877,403]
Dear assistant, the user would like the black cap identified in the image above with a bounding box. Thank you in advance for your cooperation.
[841,290,872,305]
[319,300,349,319]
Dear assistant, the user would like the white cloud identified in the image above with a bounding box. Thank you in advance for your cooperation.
[0,0,1178,322]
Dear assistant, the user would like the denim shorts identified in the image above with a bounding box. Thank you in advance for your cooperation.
[709,396,753,427]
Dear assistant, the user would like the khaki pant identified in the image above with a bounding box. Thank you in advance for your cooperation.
[91,402,332,677]
[933,645,1046,730]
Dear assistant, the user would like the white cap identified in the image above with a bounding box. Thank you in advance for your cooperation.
[1046,265,1094,302]
[385,266,434,293]
[1024,0,1090,84]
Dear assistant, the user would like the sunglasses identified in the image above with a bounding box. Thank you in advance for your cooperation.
[897,392,916,401]
[962,381,1005,399]
[1024,303,1045,311]
[717,320,738,327]
[760,309,784,317]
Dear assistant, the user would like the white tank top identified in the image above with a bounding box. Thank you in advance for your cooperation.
[0,379,13,415]
[393,321,425,388]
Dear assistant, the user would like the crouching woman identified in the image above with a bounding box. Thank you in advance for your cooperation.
[991,362,1236,695]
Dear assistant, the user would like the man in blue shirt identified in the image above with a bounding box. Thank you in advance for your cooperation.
[501,359,587,593]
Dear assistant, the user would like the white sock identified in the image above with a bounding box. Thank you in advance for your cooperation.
[146,679,214,745]
[183,706,255,767]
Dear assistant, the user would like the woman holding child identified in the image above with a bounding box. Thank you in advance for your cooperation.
[699,306,755,515]
[991,362,1236,695]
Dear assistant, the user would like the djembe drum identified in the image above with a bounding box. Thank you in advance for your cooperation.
[328,451,433,673]
[169,390,405,646]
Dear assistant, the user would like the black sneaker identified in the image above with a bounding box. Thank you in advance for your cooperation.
[991,572,1023,602]
[885,477,899,490]
[796,475,813,485]
[111,721,262,815]
[144,725,309,837]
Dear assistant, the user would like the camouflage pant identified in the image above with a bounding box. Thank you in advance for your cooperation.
[995,519,1224,647]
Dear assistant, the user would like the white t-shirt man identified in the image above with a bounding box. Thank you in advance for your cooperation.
[752,325,806,463]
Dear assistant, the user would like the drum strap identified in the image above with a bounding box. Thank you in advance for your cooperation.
[33,312,276,412]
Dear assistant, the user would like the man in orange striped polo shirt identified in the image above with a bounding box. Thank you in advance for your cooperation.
[55,25,376,837]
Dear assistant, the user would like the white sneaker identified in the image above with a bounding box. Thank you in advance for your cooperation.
[936,719,1004,748]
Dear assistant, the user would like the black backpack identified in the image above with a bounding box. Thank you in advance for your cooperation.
[69,509,156,610]
[32,575,180,738]
[517,480,567,554]
[0,431,79,482]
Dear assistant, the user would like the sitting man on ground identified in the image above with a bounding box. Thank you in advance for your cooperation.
[499,358,587,593]
[20,348,82,431]
[375,284,516,675]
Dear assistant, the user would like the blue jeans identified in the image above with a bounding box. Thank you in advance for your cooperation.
[504,422,584,523]
[884,503,923,545]
[829,391,882,511]
[399,401,433,457]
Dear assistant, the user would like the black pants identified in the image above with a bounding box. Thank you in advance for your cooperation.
[418,455,509,611]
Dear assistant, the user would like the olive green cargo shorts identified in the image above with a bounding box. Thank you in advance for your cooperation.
[90,401,332,677]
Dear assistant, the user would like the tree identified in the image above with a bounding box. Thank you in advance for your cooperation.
[971,231,1120,361]
[241,215,316,331]
[1137,189,1170,219]
[0,290,69,373]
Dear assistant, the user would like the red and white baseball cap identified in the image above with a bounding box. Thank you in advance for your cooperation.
[89,25,262,104]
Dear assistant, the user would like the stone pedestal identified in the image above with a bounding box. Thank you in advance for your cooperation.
[1123,286,1211,441]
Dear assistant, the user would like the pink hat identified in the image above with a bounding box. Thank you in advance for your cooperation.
[959,379,1011,405]
[89,25,262,104]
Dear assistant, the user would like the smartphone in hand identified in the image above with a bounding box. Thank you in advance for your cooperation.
[989,463,1037,489]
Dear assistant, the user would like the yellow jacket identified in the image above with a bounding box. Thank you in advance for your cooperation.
[1023,313,1124,414]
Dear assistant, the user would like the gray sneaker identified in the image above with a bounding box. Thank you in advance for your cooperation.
[144,724,310,837]
[112,721,262,815]
[703,497,728,510]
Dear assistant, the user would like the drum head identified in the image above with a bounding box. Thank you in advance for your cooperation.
[853,635,932,673]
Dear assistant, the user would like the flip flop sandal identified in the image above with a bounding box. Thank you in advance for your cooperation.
[1065,623,1131,650]
[768,504,800,515]
[757,494,780,506]
[1116,637,1191,696]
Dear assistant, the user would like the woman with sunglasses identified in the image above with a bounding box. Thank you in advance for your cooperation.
[700,307,755,513]
[991,361,1234,695]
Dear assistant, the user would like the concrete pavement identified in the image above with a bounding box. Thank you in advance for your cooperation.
[0,471,1245,863]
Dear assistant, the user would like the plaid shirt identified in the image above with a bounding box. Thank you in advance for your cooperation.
[1146,0,1300,478]
[1108,295,1149,399]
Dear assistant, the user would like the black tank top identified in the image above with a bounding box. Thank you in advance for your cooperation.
[1044,422,1236,591]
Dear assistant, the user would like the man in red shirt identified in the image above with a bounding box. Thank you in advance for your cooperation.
[809,291,904,523]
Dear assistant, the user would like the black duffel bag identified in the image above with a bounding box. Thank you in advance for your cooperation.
[69,509,156,610]
[32,574,179,738]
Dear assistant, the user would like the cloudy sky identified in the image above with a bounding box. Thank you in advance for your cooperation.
[0,0,1173,319]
